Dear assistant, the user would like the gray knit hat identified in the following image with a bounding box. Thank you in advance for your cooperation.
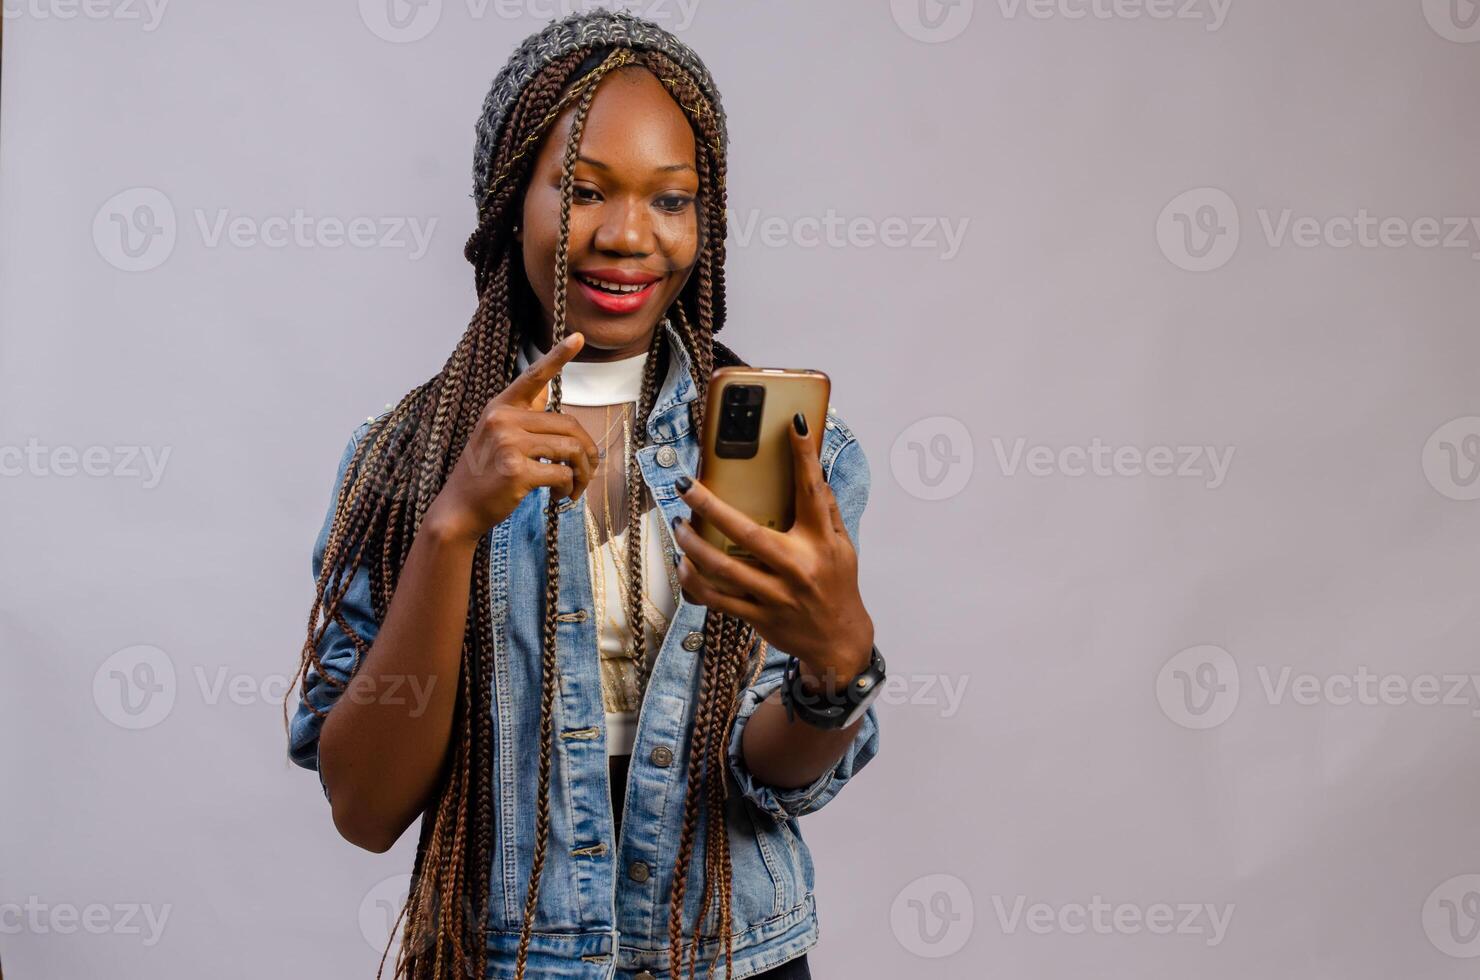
[470,9,728,204]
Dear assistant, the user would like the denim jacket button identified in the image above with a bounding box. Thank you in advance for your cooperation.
[628,860,651,882]
[682,631,704,652]
[650,745,673,767]
[656,445,678,467]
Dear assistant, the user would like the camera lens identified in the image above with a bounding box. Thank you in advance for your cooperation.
[719,384,764,442]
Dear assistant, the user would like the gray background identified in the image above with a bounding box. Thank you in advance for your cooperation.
[3,0,1480,976]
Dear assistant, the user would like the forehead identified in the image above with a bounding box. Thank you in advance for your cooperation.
[537,66,697,175]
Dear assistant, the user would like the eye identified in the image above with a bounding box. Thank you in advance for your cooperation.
[572,184,603,204]
[655,194,694,215]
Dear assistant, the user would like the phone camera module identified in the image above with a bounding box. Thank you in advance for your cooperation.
[716,384,764,457]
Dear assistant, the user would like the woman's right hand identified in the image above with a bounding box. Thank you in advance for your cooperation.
[426,332,599,544]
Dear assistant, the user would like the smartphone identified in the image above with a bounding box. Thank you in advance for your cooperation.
[692,366,831,563]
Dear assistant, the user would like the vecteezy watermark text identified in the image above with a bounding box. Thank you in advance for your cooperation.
[1158,645,1480,729]
[991,895,1235,946]
[0,897,171,946]
[93,188,438,272]
[889,0,1231,43]
[0,439,170,488]
[992,437,1235,489]
[359,0,700,44]
[1158,187,1480,271]
[728,208,969,261]
[2,0,168,30]
[994,0,1231,31]
[92,645,437,730]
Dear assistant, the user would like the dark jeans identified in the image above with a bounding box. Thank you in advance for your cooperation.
[609,755,813,980]
[749,952,812,978]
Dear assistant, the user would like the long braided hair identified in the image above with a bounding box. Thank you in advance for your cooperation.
[293,43,766,980]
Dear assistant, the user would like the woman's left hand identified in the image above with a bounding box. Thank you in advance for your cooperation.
[670,411,874,683]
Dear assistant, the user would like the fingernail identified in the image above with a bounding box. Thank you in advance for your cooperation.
[793,412,808,436]
[675,475,692,493]
[670,515,682,533]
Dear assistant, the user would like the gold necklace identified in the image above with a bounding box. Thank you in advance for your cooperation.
[581,412,680,703]
[592,402,630,460]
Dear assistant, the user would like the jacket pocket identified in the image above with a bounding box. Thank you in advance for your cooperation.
[740,799,798,919]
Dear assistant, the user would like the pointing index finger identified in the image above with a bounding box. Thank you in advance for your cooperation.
[496,332,584,408]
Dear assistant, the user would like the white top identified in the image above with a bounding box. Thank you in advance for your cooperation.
[515,335,679,756]
[519,335,651,406]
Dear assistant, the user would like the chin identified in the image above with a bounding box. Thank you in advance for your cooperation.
[567,325,633,351]
[567,304,670,350]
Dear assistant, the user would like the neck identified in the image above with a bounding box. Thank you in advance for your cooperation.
[526,323,656,362]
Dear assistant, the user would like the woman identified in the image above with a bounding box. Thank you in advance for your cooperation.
[289,11,883,980]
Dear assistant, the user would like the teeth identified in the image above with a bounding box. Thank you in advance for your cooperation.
[579,274,653,295]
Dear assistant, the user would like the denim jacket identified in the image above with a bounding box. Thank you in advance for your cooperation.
[289,318,880,979]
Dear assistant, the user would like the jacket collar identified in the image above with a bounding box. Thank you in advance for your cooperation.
[645,316,700,445]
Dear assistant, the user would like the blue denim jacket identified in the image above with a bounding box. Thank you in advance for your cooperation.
[289,319,880,979]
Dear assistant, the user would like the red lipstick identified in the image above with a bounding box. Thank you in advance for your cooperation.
[573,267,663,315]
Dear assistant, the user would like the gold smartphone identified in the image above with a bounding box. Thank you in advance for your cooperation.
[692,366,831,563]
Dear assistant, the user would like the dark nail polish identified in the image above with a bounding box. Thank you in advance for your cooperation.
[793,412,808,436]
[675,475,692,493]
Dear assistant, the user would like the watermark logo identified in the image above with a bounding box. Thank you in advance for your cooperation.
[891,873,974,957]
[890,0,975,43]
[359,0,442,43]
[1423,416,1480,501]
[1160,189,1480,270]
[92,645,176,730]
[990,895,1234,946]
[93,645,438,729]
[360,874,414,957]
[1157,645,1240,729]
[1424,874,1480,958]
[92,189,438,270]
[890,416,973,501]
[93,188,177,272]
[994,0,1231,31]
[1160,647,1480,729]
[991,437,1235,489]
[1423,0,1480,43]
[1157,187,1239,272]
[361,874,464,959]
[2,0,169,31]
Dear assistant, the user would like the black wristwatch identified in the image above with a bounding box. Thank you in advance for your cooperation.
[780,644,886,730]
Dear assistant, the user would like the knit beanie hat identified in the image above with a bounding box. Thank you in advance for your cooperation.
[470,9,728,204]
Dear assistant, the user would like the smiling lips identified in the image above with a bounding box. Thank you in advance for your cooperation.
[574,267,663,314]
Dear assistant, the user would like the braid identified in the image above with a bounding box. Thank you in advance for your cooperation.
[627,324,665,697]
[291,42,757,980]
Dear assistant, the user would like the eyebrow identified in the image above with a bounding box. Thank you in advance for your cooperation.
[576,154,696,175]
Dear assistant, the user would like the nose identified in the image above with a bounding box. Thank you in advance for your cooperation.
[592,195,655,256]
